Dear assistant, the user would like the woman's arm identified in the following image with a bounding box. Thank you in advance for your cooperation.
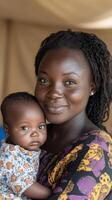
[23,182,51,199]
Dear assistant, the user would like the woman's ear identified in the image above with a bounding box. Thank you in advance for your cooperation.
[90,82,96,96]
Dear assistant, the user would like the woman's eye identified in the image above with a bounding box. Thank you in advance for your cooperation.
[38,77,49,85]
[38,124,46,130]
[64,80,76,87]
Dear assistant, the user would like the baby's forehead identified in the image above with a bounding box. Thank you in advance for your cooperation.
[4,100,44,120]
[11,100,40,109]
[5,100,40,114]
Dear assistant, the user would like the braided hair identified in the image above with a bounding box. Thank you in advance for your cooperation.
[35,30,112,130]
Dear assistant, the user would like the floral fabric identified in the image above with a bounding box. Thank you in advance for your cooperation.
[38,130,112,200]
[0,142,41,200]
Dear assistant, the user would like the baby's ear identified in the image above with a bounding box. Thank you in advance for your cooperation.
[3,123,9,134]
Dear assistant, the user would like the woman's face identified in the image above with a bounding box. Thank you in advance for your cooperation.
[35,48,94,124]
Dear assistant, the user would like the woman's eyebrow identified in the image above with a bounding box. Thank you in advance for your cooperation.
[39,71,80,77]
[63,72,80,77]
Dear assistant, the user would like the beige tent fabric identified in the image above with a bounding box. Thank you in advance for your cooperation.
[0,0,112,132]
[0,22,62,98]
[1,21,112,97]
[0,21,7,101]
[0,0,112,29]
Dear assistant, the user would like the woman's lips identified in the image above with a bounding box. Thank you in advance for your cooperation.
[45,104,68,114]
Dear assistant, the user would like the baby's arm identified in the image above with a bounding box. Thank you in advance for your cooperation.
[23,181,51,199]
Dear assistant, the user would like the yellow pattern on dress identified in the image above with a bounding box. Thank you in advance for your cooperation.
[95,130,112,143]
[48,144,83,188]
[88,172,112,200]
[108,141,112,169]
[77,143,103,172]
[94,130,112,169]
[57,180,75,200]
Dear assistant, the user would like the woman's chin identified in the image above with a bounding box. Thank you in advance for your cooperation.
[46,114,67,124]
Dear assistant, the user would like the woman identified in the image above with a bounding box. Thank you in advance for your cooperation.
[34,30,112,199]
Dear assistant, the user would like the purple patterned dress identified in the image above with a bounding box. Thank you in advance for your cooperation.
[37,130,112,200]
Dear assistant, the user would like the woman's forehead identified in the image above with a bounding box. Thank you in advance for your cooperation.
[39,48,91,73]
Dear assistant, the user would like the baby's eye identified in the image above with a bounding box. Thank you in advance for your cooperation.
[38,123,46,130]
[21,126,29,131]
[38,77,49,85]
[64,80,76,87]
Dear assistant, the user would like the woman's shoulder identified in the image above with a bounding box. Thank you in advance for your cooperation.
[79,129,112,145]
[94,130,112,142]
[88,130,112,148]
[77,130,112,163]
[78,130,112,169]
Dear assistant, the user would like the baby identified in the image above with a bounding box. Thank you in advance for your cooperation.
[0,92,51,199]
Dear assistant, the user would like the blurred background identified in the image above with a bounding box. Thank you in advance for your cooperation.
[0,0,112,132]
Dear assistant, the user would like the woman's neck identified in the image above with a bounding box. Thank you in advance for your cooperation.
[53,114,95,140]
[44,112,98,153]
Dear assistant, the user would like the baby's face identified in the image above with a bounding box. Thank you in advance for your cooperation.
[6,102,47,151]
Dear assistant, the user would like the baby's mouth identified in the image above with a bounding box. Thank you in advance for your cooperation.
[31,141,40,146]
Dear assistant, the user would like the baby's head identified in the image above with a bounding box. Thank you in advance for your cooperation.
[1,92,47,151]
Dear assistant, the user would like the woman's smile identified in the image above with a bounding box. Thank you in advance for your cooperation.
[36,48,93,123]
[45,104,68,114]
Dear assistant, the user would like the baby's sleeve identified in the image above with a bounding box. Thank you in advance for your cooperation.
[5,148,39,196]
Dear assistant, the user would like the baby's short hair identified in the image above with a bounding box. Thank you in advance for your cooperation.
[1,92,39,121]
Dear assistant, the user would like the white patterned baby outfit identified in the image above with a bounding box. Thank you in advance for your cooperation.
[0,142,41,200]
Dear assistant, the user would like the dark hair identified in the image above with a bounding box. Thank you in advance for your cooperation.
[35,30,112,130]
[1,92,40,121]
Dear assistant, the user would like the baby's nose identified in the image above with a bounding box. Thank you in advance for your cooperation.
[31,130,39,137]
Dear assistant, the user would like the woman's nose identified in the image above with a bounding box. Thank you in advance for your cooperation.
[47,83,63,99]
